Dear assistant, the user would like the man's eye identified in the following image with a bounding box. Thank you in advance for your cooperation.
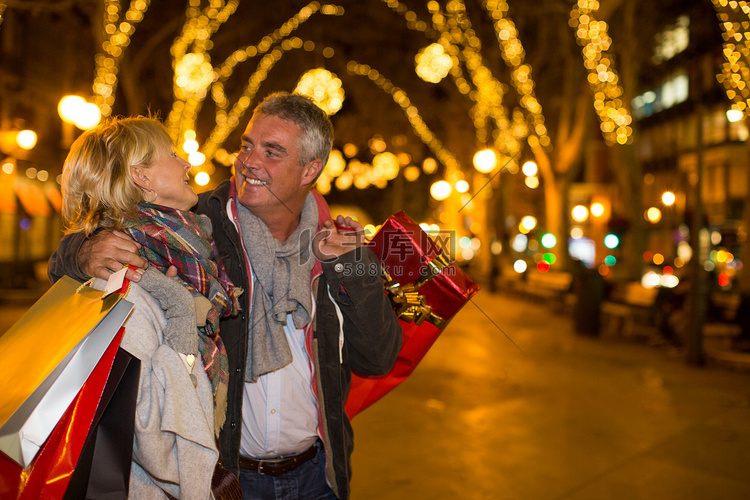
[241,144,252,152]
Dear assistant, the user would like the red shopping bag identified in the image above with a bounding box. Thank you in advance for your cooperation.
[0,271,137,499]
[0,327,125,499]
[346,212,480,418]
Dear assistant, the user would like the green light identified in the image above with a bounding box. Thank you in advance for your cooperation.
[604,233,620,249]
[543,252,557,265]
[604,255,617,266]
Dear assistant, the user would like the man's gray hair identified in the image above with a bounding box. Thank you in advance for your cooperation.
[252,92,334,171]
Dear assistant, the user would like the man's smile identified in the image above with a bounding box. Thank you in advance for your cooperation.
[243,177,269,186]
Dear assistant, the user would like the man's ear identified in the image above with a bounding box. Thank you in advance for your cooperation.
[301,159,323,186]
[130,165,150,190]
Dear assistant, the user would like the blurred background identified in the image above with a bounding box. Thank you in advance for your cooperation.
[2,0,750,363]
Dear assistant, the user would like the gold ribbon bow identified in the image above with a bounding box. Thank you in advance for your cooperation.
[381,253,452,328]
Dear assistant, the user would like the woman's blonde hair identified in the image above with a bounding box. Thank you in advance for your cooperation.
[62,116,174,235]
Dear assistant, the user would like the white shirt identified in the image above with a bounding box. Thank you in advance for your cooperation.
[239,308,319,459]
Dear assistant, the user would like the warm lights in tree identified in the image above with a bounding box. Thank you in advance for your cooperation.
[384,0,549,175]
[430,180,452,200]
[570,0,632,145]
[198,4,343,161]
[712,0,750,115]
[295,68,345,115]
[93,0,150,117]
[426,0,522,159]
[415,43,454,83]
[483,0,549,148]
[347,60,462,175]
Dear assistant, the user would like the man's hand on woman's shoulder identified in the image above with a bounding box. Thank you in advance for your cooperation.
[79,229,147,282]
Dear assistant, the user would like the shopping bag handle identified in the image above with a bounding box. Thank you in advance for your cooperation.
[75,265,135,297]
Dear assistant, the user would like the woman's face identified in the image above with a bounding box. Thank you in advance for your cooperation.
[146,147,198,211]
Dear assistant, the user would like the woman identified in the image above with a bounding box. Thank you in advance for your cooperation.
[61,116,239,499]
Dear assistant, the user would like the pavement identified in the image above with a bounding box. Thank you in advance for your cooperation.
[2,286,749,499]
[349,289,750,500]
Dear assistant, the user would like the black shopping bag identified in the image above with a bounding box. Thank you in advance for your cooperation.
[63,348,140,500]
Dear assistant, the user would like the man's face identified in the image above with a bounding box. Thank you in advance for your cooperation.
[234,114,318,216]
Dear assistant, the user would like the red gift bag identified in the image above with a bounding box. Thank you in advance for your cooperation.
[346,212,480,418]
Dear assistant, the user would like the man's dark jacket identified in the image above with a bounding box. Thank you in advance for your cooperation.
[48,180,402,499]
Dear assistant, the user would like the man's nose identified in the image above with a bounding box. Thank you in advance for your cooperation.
[237,149,259,170]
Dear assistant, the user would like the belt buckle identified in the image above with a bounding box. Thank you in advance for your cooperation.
[257,458,286,475]
[257,459,275,475]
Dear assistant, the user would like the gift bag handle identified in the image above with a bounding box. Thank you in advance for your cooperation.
[75,266,135,297]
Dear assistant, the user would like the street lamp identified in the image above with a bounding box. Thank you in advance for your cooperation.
[591,202,605,217]
[57,95,102,130]
[661,191,676,206]
[0,129,37,156]
[15,130,37,150]
[645,207,662,223]
[571,205,589,223]
[520,215,537,233]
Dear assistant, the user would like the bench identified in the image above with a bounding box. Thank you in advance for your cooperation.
[600,282,660,337]
[520,270,573,312]
[704,292,743,350]
[494,264,524,293]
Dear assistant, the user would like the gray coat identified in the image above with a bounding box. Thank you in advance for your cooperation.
[92,278,218,499]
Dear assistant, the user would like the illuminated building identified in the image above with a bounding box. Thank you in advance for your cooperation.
[634,0,745,286]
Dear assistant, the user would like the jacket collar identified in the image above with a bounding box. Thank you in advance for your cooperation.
[226,178,325,280]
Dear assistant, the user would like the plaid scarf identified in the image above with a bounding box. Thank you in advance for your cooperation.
[125,203,239,430]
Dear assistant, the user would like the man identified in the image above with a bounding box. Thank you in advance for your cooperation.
[49,92,402,499]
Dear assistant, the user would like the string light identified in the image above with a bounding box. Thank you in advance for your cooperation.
[483,0,550,148]
[427,0,522,160]
[93,0,151,117]
[166,0,240,156]
[347,60,462,177]
[198,3,344,161]
[295,68,345,115]
[383,0,549,175]
[415,43,453,83]
[712,0,750,115]
[569,0,633,145]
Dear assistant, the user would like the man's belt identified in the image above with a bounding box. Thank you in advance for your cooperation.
[238,443,318,476]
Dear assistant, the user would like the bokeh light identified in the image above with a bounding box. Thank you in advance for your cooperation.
[572,205,589,223]
[473,149,497,173]
[430,180,452,200]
